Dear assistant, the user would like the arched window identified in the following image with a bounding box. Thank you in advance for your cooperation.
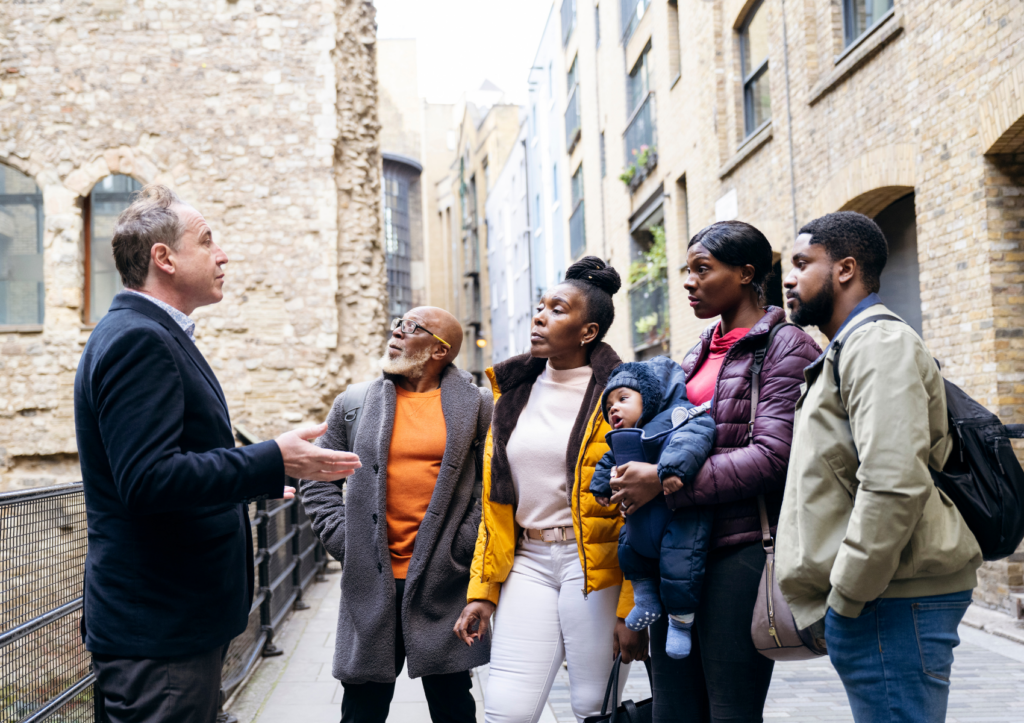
[740,0,771,137]
[85,174,142,323]
[0,164,44,326]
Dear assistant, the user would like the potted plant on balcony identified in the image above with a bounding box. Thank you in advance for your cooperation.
[619,145,659,193]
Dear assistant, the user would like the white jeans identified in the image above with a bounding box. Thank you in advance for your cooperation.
[484,537,629,723]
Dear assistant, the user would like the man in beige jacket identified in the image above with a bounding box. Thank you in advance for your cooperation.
[777,211,982,722]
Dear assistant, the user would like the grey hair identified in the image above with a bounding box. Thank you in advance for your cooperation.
[111,183,186,289]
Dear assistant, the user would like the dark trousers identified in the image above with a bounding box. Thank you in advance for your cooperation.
[340,578,476,723]
[92,644,225,723]
[649,541,775,723]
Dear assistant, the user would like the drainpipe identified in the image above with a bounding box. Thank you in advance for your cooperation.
[780,0,799,238]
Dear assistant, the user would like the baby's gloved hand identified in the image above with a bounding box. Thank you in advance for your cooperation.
[662,476,684,494]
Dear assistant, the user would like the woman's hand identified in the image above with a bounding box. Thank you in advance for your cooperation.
[613,618,649,663]
[609,461,662,516]
[453,600,497,646]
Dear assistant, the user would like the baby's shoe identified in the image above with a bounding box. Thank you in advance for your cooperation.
[666,616,694,659]
[624,579,663,631]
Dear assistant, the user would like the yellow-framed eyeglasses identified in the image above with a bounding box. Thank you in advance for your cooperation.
[390,318,452,348]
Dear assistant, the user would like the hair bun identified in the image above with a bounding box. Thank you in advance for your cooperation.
[564,256,622,296]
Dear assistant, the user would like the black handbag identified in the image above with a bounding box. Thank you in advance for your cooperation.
[583,653,654,723]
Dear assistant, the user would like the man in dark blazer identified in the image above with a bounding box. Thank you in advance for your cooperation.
[74,184,360,723]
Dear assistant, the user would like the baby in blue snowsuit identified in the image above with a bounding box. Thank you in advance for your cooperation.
[590,357,715,659]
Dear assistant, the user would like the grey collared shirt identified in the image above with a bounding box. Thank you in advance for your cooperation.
[125,290,196,342]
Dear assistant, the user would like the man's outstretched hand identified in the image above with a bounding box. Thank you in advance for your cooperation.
[275,422,361,482]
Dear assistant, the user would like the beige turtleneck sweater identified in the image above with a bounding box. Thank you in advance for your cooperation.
[506,362,593,530]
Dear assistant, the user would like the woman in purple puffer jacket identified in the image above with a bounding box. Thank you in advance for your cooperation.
[609,221,820,722]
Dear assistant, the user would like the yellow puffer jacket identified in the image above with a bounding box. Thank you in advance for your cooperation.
[467,345,634,618]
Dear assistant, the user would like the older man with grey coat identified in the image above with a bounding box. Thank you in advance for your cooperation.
[301,307,491,723]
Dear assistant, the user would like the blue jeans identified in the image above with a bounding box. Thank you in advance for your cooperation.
[825,590,973,723]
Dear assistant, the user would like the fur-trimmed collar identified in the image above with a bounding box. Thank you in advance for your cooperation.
[487,342,622,506]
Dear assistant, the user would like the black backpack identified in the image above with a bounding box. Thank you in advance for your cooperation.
[833,314,1024,561]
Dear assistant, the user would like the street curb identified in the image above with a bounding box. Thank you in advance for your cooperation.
[962,603,1024,646]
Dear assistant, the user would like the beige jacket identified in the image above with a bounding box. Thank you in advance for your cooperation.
[776,302,982,629]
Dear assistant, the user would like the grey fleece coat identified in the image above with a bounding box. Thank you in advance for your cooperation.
[300,364,492,684]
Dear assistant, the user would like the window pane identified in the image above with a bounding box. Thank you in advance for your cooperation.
[571,166,584,208]
[743,3,769,78]
[0,165,44,325]
[745,68,771,134]
[846,0,894,45]
[627,48,650,115]
[383,163,413,319]
[89,174,142,323]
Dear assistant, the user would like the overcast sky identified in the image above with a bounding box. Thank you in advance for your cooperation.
[374,0,555,106]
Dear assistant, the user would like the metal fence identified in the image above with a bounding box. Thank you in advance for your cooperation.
[0,475,327,723]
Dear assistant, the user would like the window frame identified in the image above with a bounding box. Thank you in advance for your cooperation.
[739,0,770,138]
[561,0,577,47]
[83,174,142,325]
[0,164,45,328]
[627,42,652,119]
[842,0,895,49]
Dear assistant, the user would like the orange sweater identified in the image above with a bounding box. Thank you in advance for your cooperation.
[386,386,446,578]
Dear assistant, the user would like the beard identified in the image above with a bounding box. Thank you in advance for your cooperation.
[377,345,433,377]
[790,272,835,329]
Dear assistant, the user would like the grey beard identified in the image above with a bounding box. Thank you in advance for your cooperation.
[377,346,433,377]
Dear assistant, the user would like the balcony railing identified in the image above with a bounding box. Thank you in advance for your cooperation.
[565,85,582,152]
[624,92,656,165]
[629,276,669,352]
[570,200,586,259]
[0,449,327,723]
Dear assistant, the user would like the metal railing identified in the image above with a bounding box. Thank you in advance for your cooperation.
[0,473,327,723]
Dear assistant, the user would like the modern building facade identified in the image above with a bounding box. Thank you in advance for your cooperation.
[485,122,533,363]
[541,0,1024,614]
[0,0,385,490]
[431,86,521,381]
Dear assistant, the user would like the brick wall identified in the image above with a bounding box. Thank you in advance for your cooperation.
[567,0,1024,612]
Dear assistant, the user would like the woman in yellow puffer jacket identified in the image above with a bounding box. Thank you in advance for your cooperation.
[453,257,647,723]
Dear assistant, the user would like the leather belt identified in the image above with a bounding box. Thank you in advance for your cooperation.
[524,526,576,543]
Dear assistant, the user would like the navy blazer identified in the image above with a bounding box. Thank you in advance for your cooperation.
[74,292,284,658]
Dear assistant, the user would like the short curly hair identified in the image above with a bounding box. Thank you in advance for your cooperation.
[798,212,889,293]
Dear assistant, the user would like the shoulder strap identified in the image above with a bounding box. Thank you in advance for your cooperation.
[341,381,372,452]
[750,321,793,543]
[830,314,904,390]
[748,322,794,442]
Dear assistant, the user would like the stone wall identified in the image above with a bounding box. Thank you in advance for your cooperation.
[0,0,385,491]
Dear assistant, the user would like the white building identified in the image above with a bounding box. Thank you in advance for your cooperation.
[485,121,533,362]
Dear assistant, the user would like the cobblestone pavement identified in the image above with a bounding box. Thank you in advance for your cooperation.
[547,623,1024,722]
[231,567,1024,722]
